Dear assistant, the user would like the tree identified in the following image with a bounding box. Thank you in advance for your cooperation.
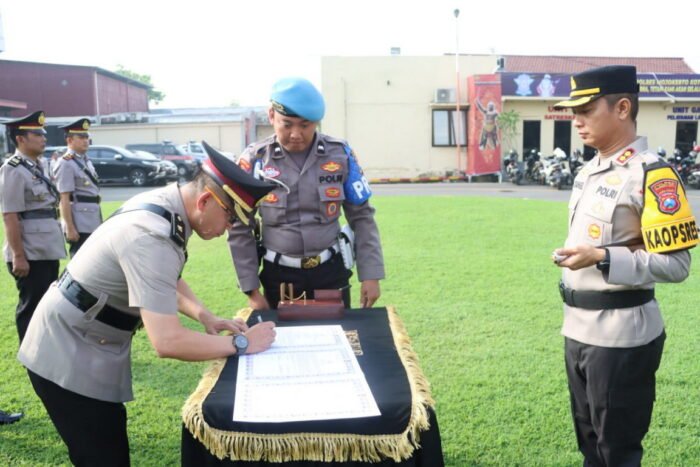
[114,65,166,105]
[498,109,520,156]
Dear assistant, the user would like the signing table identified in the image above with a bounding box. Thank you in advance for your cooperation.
[181,307,444,466]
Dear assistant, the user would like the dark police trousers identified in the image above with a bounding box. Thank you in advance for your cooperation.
[68,232,91,258]
[27,370,130,467]
[7,260,59,343]
[565,332,665,467]
[260,253,352,309]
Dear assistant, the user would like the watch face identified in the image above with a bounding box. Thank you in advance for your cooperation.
[235,334,249,347]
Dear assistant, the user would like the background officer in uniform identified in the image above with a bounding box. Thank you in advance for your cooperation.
[53,118,102,256]
[552,66,696,466]
[0,111,65,425]
[17,142,276,466]
[0,110,65,342]
[228,77,384,310]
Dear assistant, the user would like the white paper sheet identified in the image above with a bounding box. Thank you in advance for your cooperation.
[233,325,380,423]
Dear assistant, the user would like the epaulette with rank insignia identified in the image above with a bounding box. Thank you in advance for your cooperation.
[7,155,21,167]
[62,153,74,160]
[615,147,637,165]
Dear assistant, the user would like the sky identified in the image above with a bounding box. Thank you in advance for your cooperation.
[1,0,699,109]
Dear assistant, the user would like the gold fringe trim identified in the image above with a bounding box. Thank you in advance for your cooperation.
[182,306,434,462]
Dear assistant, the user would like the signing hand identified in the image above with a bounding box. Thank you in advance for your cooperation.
[244,321,276,354]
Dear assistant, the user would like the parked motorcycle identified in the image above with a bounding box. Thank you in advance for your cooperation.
[569,149,584,180]
[545,148,573,190]
[503,149,523,185]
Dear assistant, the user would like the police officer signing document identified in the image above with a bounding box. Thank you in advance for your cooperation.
[17,143,277,466]
[52,118,102,257]
[229,77,384,309]
[553,66,697,466]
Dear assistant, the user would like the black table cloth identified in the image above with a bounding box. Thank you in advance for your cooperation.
[181,307,443,466]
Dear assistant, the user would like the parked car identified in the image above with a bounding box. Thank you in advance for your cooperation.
[86,145,173,186]
[130,150,178,184]
[178,141,209,164]
[125,142,198,180]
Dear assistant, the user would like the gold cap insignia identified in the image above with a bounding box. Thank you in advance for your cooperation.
[82,120,90,130]
[38,113,46,125]
[570,77,577,90]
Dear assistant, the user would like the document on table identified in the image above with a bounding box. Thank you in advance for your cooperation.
[233,325,380,423]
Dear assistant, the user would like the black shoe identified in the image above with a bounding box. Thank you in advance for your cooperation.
[0,409,24,425]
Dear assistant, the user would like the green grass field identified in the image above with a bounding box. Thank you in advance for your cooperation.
[1,196,699,466]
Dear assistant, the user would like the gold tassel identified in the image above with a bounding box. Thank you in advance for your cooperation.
[181,306,435,462]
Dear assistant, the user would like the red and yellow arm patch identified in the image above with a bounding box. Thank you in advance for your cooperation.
[641,164,698,253]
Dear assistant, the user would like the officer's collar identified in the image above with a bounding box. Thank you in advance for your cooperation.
[272,133,324,159]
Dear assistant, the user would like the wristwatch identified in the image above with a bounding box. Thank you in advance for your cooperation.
[232,334,249,355]
[596,248,611,272]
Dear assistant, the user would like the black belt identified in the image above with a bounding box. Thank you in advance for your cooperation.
[19,209,57,220]
[57,271,141,332]
[70,194,101,203]
[559,281,654,310]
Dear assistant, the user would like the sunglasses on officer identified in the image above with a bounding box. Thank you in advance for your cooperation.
[204,187,237,225]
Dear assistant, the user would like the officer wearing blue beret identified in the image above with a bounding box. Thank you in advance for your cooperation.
[228,77,385,310]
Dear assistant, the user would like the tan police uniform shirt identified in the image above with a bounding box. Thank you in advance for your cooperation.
[0,151,66,261]
[561,137,691,348]
[228,133,385,292]
[53,150,102,233]
[18,183,190,402]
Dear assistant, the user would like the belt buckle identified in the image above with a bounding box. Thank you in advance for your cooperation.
[301,255,321,269]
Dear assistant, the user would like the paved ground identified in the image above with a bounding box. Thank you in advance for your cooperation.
[100,182,700,212]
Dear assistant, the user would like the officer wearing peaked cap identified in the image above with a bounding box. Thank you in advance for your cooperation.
[228,77,385,310]
[1,111,64,426]
[1,111,65,342]
[53,118,102,257]
[552,66,697,465]
[18,141,276,465]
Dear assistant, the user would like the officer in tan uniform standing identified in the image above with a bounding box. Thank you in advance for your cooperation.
[228,77,384,309]
[552,66,697,466]
[0,111,65,425]
[18,142,276,466]
[1,111,66,342]
[53,118,102,256]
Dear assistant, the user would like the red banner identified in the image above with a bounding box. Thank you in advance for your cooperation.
[467,75,502,175]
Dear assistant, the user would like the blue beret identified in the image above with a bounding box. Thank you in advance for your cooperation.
[270,77,325,122]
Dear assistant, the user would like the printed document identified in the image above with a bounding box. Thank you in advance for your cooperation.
[233,325,380,422]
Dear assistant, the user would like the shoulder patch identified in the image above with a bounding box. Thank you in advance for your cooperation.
[7,155,21,167]
[641,162,698,253]
[615,148,637,165]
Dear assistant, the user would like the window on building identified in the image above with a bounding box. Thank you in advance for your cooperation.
[522,120,541,155]
[553,121,571,157]
[432,109,467,147]
[675,121,698,155]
